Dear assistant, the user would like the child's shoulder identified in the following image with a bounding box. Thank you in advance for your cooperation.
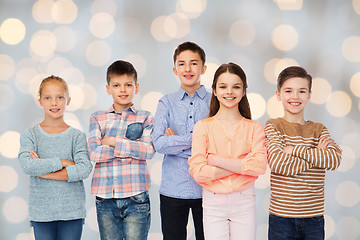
[91,110,107,117]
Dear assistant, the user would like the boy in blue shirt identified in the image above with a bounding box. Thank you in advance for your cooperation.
[153,42,210,240]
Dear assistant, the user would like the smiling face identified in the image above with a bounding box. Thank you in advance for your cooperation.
[38,81,70,121]
[276,77,311,120]
[106,74,139,113]
[173,50,207,93]
[214,71,245,110]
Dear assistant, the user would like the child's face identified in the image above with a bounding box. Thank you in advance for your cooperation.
[214,71,244,110]
[38,82,70,120]
[173,50,207,91]
[106,74,139,112]
[276,77,311,117]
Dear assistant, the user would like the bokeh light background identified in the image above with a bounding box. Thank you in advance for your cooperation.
[1,0,360,239]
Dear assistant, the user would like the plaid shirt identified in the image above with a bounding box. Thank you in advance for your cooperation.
[88,105,155,199]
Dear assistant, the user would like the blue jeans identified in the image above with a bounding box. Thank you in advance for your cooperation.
[96,191,151,240]
[32,218,84,240]
[268,214,324,240]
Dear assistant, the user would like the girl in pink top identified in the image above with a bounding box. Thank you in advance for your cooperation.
[188,63,267,240]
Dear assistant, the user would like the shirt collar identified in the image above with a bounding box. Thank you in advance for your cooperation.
[106,105,137,114]
[176,85,208,100]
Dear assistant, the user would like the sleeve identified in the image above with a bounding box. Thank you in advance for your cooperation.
[265,121,313,176]
[291,126,342,170]
[87,113,118,163]
[113,113,155,160]
[188,121,217,184]
[240,122,268,176]
[66,132,93,182]
[18,129,63,176]
[152,98,192,156]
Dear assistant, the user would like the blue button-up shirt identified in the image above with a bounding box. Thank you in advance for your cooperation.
[153,86,211,199]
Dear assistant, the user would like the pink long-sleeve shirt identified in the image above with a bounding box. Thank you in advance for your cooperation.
[188,117,267,193]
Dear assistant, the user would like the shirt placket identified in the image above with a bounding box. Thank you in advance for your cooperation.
[113,112,126,198]
[227,136,233,192]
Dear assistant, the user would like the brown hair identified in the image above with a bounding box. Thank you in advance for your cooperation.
[106,60,138,85]
[38,75,69,97]
[173,41,206,65]
[277,66,312,91]
[209,63,251,119]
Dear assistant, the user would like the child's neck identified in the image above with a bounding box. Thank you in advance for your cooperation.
[40,117,69,134]
[181,84,201,98]
[214,106,243,121]
[282,112,306,125]
[113,102,133,114]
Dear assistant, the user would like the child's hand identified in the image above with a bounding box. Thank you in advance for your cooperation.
[29,150,39,159]
[164,128,176,136]
[317,136,334,149]
[207,154,218,166]
[101,136,116,147]
[60,159,75,167]
[283,146,294,154]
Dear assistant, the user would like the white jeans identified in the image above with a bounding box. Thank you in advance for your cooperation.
[202,186,256,240]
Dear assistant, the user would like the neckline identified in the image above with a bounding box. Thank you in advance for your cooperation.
[37,124,72,136]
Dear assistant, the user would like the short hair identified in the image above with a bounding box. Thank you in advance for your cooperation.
[38,75,69,97]
[277,66,312,92]
[173,41,206,65]
[106,60,138,85]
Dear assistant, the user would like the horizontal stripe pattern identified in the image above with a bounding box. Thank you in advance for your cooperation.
[265,118,342,218]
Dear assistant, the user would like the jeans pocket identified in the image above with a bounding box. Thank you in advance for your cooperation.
[125,122,143,140]
[95,196,105,204]
[130,191,149,204]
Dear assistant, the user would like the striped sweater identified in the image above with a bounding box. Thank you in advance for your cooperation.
[265,118,342,218]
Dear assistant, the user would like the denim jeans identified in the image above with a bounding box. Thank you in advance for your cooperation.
[32,218,84,240]
[96,191,151,240]
[268,214,324,240]
[160,194,204,240]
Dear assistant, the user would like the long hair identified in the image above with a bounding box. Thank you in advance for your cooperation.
[209,63,251,119]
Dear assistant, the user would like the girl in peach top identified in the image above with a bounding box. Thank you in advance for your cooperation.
[188,63,267,240]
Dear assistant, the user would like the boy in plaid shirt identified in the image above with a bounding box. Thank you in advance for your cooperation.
[88,60,155,240]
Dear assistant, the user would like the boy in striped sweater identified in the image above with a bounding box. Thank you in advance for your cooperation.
[265,66,342,240]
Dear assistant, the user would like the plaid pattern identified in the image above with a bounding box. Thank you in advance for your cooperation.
[88,105,155,198]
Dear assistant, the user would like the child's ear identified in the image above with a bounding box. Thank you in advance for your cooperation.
[106,85,111,95]
[276,90,281,101]
[66,97,71,106]
[308,91,312,100]
[38,98,42,107]
[201,65,207,75]
[173,67,178,76]
[135,83,139,94]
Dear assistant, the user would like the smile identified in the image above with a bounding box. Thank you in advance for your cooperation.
[289,102,301,106]
[184,74,194,79]
[50,108,60,113]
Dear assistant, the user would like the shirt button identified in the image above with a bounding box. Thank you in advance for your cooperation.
[189,116,192,119]
[190,102,193,105]
[114,178,117,181]
[190,131,193,133]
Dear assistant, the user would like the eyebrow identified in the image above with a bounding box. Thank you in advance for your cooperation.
[177,59,199,63]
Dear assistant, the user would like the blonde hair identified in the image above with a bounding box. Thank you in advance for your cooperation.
[38,75,69,97]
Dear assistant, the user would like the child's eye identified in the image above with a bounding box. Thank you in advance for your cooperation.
[113,84,119,87]
[234,86,241,89]
[44,97,50,100]
[127,84,133,87]
[58,96,64,99]
[192,62,198,66]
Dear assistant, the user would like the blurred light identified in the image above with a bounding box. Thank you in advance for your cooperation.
[201,62,219,90]
[85,40,112,67]
[326,91,352,117]
[0,18,26,45]
[350,72,360,97]
[16,232,34,240]
[336,145,356,172]
[32,0,54,23]
[353,0,360,15]
[15,67,38,94]
[117,17,141,43]
[310,77,332,104]
[324,215,335,239]
[67,84,85,111]
[52,0,78,24]
[79,83,97,110]
[342,36,360,62]
[91,0,117,17]
[266,95,284,118]
[151,16,175,42]
[141,91,163,115]
[86,207,99,232]
[2,197,28,223]
[64,112,83,131]
[176,0,207,19]
[0,84,15,111]
[0,166,18,192]
[275,0,303,10]
[230,20,256,46]
[0,54,15,81]
[247,93,266,120]
[60,67,85,85]
[124,53,147,78]
[30,30,57,58]
[335,181,360,207]
[0,131,20,158]
[89,12,115,39]
[336,217,360,240]
[264,58,298,85]
[168,13,190,39]
[272,24,299,51]
[46,56,72,76]
[53,26,77,52]
[29,74,46,102]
